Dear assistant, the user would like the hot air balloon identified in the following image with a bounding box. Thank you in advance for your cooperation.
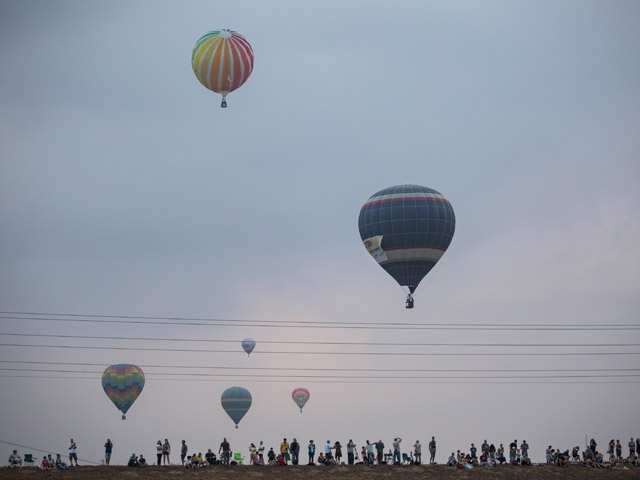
[221,386,252,428]
[101,364,145,420]
[291,388,310,413]
[358,185,455,308]
[241,338,256,356]
[192,29,254,108]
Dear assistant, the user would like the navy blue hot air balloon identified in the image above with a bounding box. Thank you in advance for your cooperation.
[358,185,455,307]
[221,386,252,428]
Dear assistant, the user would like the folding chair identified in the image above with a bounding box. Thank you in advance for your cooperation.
[24,454,35,466]
[402,453,414,464]
[233,452,244,465]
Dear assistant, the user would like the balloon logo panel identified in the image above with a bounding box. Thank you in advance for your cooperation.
[101,364,145,419]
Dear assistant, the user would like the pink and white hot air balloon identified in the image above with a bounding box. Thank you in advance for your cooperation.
[292,388,310,413]
[191,29,254,108]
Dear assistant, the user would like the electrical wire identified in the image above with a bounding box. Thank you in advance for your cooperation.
[2,343,640,355]
[1,374,638,385]
[1,332,638,347]
[2,360,638,373]
[2,312,638,330]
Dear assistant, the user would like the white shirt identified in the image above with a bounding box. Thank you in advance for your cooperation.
[68,443,77,454]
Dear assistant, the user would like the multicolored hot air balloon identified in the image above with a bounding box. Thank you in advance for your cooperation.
[101,364,145,420]
[291,388,310,413]
[358,185,455,307]
[241,338,255,356]
[221,386,252,428]
[192,29,254,108]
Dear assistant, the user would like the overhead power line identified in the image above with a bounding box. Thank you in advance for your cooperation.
[2,312,638,330]
[3,366,640,380]
[1,373,638,385]
[1,332,638,348]
[2,360,638,374]
[2,343,640,356]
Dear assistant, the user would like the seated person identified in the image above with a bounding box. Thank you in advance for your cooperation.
[572,446,580,462]
[252,454,263,466]
[317,452,326,465]
[277,454,286,466]
[325,453,336,465]
[184,455,194,468]
[8,450,22,467]
[196,453,204,466]
[479,453,488,466]
[46,455,55,468]
[139,455,147,466]
[521,454,531,466]
[128,453,139,467]
[41,456,50,469]
[556,452,568,467]
[447,453,457,466]
[205,449,217,465]
[191,454,199,467]
[55,454,69,469]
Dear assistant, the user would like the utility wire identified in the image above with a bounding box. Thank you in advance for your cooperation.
[2,366,640,380]
[1,332,637,348]
[2,312,638,330]
[0,439,99,465]
[1,374,638,385]
[1,343,640,356]
[2,360,637,374]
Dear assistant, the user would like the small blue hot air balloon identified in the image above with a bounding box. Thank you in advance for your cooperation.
[358,184,455,307]
[221,386,252,428]
[241,338,255,356]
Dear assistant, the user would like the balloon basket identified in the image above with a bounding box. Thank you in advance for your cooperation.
[221,99,227,108]
[235,425,238,429]
[122,414,126,420]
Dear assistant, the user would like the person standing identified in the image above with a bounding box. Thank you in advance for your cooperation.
[219,438,231,465]
[615,439,622,459]
[413,440,422,464]
[181,440,188,464]
[429,436,436,464]
[392,437,402,465]
[104,439,113,466]
[334,441,343,464]
[308,440,316,464]
[280,438,290,465]
[156,441,163,466]
[629,438,636,459]
[375,440,385,465]
[521,440,529,458]
[68,438,78,466]
[163,439,171,465]
[258,441,265,463]
[290,438,300,465]
[346,439,355,465]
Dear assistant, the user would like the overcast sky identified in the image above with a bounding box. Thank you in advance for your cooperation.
[1,0,639,466]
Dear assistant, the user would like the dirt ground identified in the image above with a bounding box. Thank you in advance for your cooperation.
[1,464,638,480]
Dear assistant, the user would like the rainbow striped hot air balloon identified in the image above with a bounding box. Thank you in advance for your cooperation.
[192,29,254,108]
[358,185,455,308]
[101,364,145,420]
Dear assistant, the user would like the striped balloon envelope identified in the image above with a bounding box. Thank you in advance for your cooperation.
[191,29,254,107]
[358,185,455,304]
[101,364,145,420]
[292,388,310,413]
[221,386,252,428]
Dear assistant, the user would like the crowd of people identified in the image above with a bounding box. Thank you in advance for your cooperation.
[7,435,640,469]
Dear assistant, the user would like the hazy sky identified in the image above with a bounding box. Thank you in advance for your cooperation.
[1,0,639,465]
